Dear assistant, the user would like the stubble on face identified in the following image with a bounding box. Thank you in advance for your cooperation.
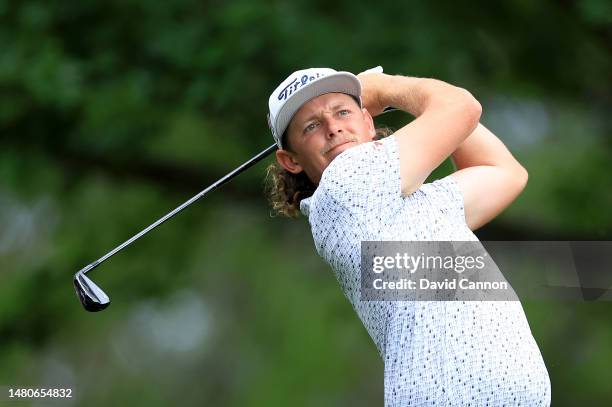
[283,93,375,182]
[320,136,360,160]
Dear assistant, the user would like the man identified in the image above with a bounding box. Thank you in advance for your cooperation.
[266,67,551,406]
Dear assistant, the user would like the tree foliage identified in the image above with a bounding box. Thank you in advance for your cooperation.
[1,1,610,405]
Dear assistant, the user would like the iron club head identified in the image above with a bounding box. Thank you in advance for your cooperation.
[73,266,110,312]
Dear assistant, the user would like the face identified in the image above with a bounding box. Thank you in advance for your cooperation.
[275,93,376,184]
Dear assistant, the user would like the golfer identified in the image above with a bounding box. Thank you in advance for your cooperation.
[265,67,551,406]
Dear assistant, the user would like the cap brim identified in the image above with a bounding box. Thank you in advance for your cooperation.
[274,72,361,147]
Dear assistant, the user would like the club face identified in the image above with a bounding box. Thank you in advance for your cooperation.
[73,272,111,312]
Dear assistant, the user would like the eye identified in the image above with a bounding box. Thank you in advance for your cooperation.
[304,122,319,133]
[338,109,351,117]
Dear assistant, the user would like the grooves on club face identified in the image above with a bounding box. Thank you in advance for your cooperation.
[73,272,111,312]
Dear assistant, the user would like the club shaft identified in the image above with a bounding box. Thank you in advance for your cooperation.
[81,143,278,275]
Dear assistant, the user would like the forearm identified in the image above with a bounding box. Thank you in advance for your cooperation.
[450,123,529,230]
[451,123,527,172]
[359,73,482,195]
[360,73,481,118]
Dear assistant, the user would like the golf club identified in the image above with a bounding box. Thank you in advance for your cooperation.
[73,106,398,312]
[73,143,278,311]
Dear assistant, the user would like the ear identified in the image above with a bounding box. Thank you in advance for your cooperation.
[276,149,304,174]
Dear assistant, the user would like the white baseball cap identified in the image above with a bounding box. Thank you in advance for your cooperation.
[267,68,362,149]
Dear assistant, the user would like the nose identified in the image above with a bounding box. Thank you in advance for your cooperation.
[325,117,343,139]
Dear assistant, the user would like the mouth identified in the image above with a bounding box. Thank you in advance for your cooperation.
[325,139,356,155]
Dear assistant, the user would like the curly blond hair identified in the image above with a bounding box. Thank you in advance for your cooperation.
[264,127,394,218]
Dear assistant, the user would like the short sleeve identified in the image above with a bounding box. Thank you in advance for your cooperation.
[318,135,401,214]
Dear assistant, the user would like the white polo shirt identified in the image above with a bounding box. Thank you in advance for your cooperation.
[300,135,551,406]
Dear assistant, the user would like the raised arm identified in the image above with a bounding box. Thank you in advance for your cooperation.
[358,73,482,196]
[449,123,528,231]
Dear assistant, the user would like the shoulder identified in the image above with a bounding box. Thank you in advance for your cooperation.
[320,135,398,185]
[318,136,399,197]
[302,136,401,218]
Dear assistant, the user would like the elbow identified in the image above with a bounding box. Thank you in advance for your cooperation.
[423,80,482,126]
[516,165,528,193]
[458,87,482,130]
[470,95,482,124]
[509,165,528,197]
[440,86,482,134]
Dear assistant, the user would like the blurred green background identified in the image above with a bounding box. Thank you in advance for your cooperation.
[1,0,611,405]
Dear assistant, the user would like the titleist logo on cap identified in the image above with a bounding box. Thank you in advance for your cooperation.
[277,73,325,101]
[267,67,362,149]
